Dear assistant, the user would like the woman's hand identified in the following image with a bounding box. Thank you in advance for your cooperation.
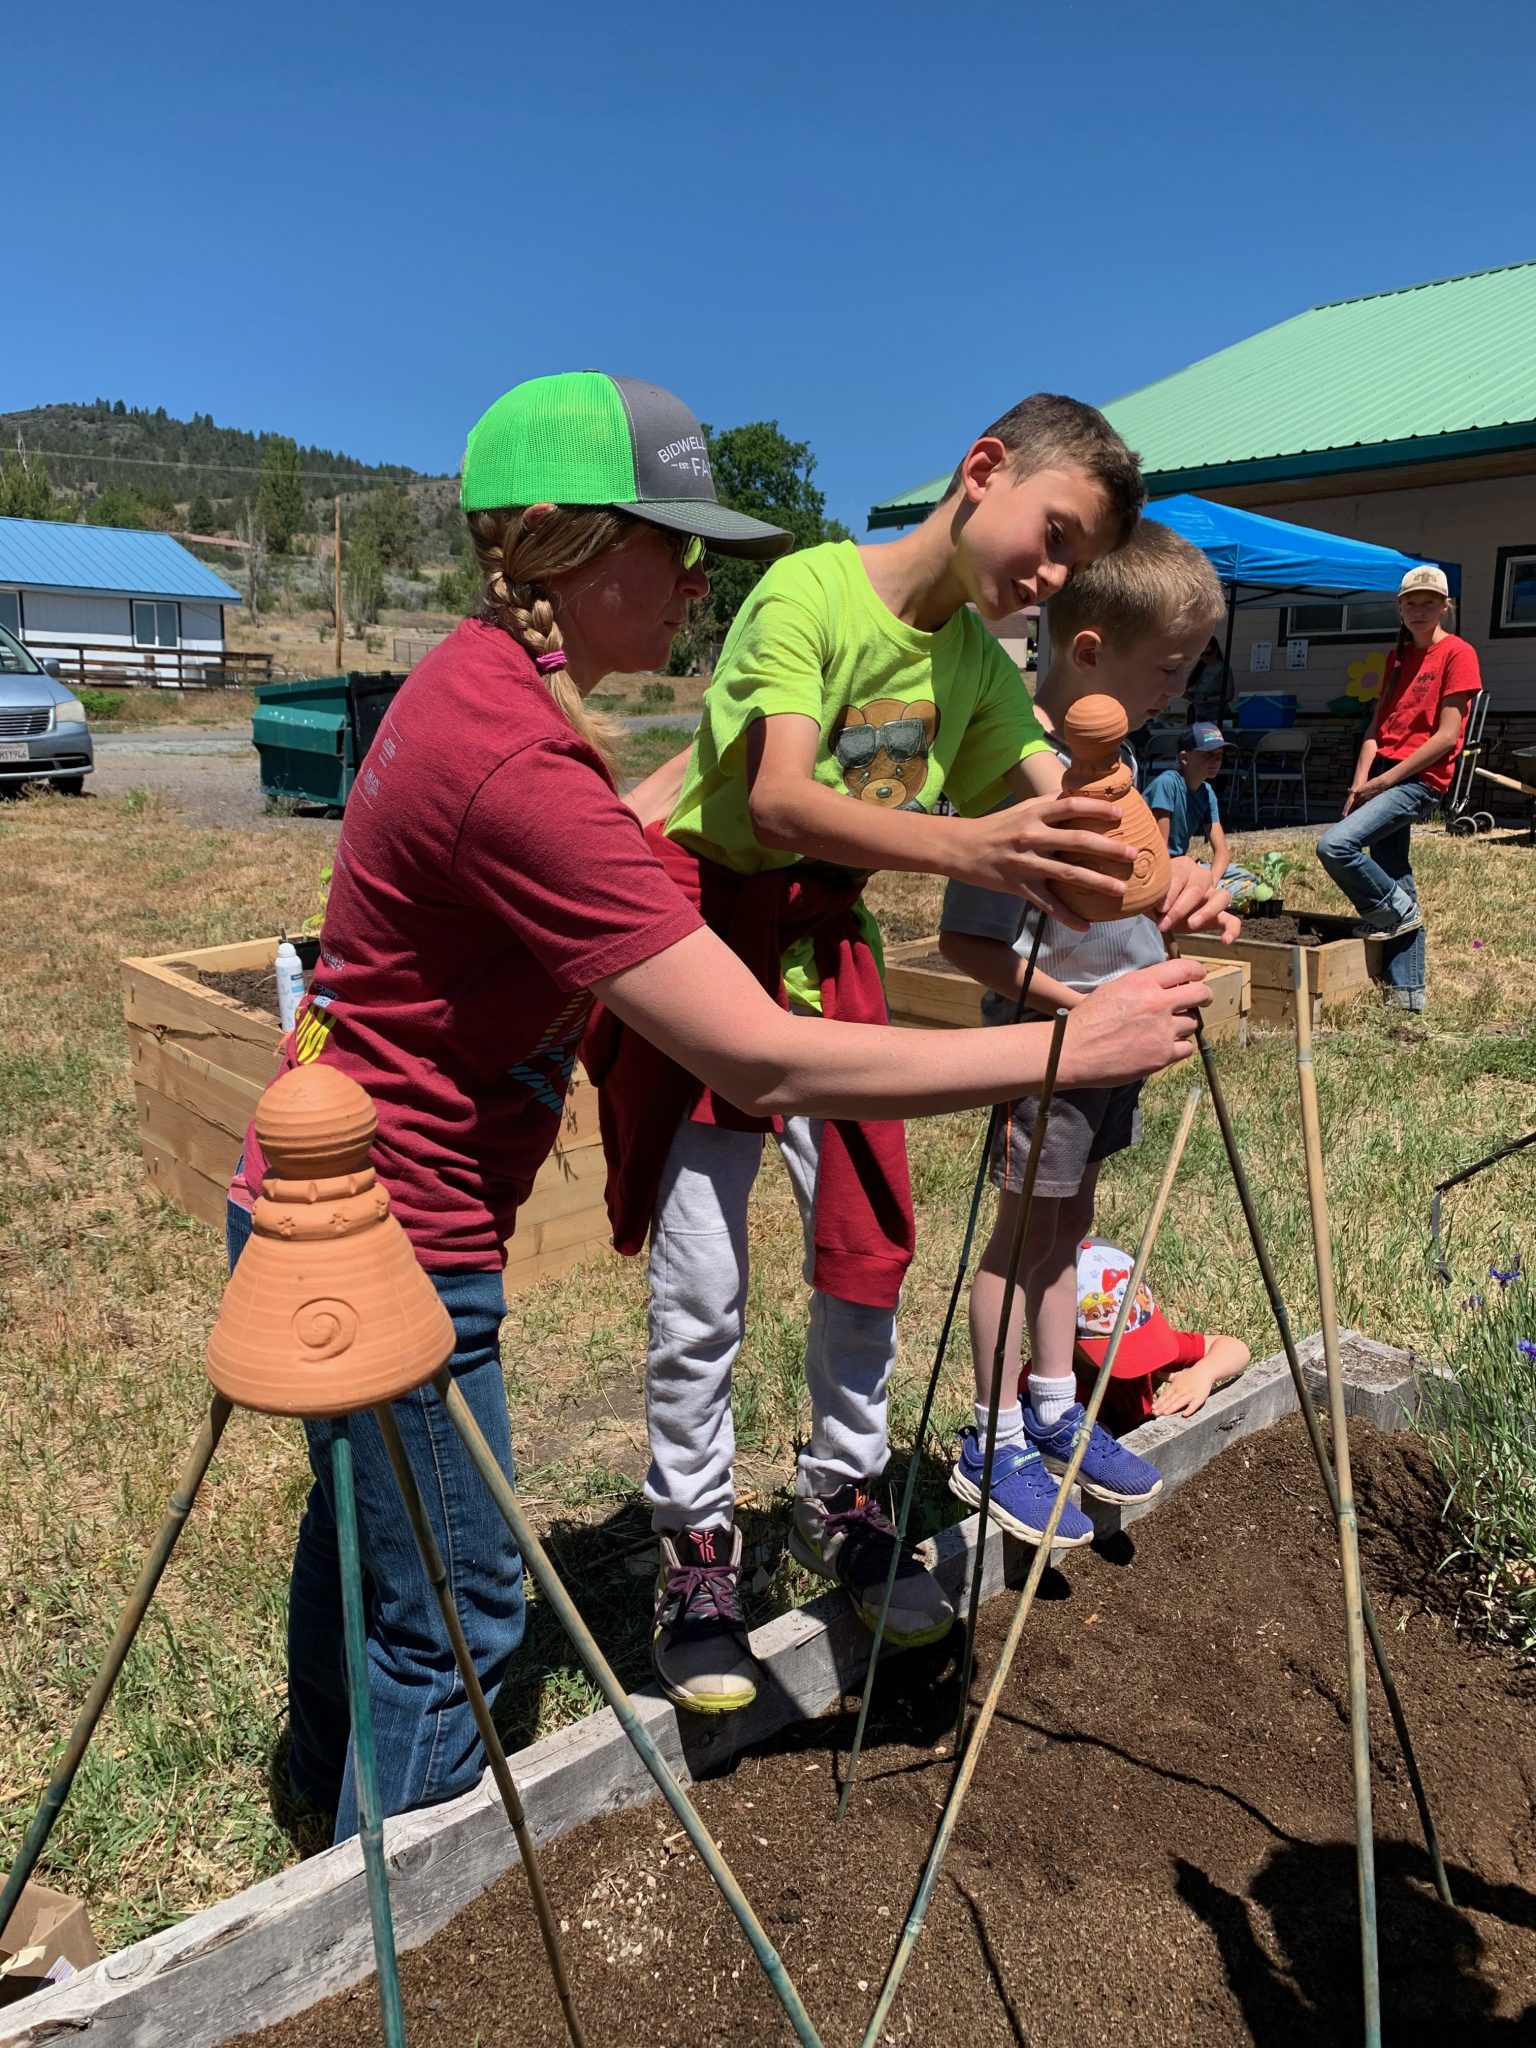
[1155,855,1239,942]
[1056,957,1210,1086]
[1341,778,1376,817]
[957,795,1132,929]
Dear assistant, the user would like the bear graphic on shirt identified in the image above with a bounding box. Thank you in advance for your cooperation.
[831,699,940,809]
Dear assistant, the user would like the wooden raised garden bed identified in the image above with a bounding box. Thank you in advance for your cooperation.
[884,938,1251,1043]
[119,938,612,1293]
[1174,907,1387,1031]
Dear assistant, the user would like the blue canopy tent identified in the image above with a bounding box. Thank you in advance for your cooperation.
[1140,494,1461,719]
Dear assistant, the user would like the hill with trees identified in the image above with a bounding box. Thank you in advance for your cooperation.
[0,401,456,545]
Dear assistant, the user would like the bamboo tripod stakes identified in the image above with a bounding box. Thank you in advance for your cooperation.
[837,911,1048,1819]
[1,1065,829,2048]
[861,1084,1203,2047]
[1291,947,1382,2044]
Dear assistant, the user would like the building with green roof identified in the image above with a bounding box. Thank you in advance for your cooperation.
[871,262,1536,712]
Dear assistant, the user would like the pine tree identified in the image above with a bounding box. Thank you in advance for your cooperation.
[256,435,306,553]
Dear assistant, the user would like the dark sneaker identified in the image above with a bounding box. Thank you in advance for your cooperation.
[652,1526,759,1716]
[1023,1402,1164,1506]
[789,1482,954,1647]
[1352,902,1423,940]
[948,1426,1094,1547]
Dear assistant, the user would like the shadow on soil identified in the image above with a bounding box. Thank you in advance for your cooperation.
[1179,1839,1536,2043]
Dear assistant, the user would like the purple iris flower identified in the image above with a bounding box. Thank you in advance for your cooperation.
[1489,1260,1523,1286]
[1518,1339,1536,1362]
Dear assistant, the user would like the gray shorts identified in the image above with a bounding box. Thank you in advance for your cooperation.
[989,1047,1142,1199]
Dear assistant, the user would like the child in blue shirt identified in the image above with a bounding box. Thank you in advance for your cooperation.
[1145,723,1269,907]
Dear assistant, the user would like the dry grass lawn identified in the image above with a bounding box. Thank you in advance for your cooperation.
[0,782,1532,1950]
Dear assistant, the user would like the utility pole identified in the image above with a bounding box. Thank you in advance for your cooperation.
[334,497,344,673]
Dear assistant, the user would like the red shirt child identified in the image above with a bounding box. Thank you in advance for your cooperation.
[1069,1237,1250,1433]
[1372,633,1482,795]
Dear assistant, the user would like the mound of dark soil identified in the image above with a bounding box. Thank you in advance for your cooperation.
[237,1418,1536,2048]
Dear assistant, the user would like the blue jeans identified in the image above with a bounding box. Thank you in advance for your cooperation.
[1315,771,1438,1007]
[227,1200,524,1841]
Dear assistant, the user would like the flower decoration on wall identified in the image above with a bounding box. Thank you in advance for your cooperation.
[1346,648,1389,703]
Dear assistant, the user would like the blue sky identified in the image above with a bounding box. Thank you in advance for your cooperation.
[8,0,1528,531]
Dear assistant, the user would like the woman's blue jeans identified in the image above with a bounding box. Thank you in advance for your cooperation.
[227,1200,525,1841]
[1315,772,1438,1007]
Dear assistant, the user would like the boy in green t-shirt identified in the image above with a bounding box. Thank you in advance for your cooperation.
[627,395,1228,1716]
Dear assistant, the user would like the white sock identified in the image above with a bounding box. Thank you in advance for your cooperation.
[975,1401,1025,1448]
[1027,1373,1078,1430]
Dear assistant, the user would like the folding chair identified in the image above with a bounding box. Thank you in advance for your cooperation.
[1137,726,1181,789]
[1250,730,1311,824]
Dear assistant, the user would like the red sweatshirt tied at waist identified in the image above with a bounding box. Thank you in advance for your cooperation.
[580,825,914,1310]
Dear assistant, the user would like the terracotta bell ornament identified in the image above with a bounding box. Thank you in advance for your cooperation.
[1052,694,1172,925]
[207,1064,453,1418]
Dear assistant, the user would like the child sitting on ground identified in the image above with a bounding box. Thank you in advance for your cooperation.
[940,524,1235,1546]
[1143,722,1271,908]
[1070,1236,1250,1434]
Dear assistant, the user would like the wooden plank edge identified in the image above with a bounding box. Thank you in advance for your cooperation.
[0,1330,1421,2046]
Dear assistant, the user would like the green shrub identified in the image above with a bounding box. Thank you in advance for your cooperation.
[638,679,675,711]
[1417,1256,1536,1657]
[77,687,120,721]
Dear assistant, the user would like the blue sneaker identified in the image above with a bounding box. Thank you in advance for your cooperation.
[948,1427,1093,1547]
[1024,1402,1164,1506]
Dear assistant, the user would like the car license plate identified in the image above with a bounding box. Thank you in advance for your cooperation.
[0,744,29,763]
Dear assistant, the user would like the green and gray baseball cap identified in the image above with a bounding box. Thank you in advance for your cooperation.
[461,372,793,561]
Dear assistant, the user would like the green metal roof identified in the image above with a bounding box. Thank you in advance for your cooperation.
[869,260,1536,527]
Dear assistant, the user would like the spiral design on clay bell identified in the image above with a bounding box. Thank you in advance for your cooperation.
[292,1298,359,1361]
[1132,849,1157,880]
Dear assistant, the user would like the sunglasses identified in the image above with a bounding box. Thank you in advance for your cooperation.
[677,533,706,571]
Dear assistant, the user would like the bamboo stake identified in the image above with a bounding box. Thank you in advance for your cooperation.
[951,1005,1069,1756]
[1189,1007,1452,1904]
[1291,948,1382,2046]
[0,1395,234,1946]
[434,1371,826,2048]
[375,1406,587,2048]
[837,914,1049,1821]
[861,1086,1201,2048]
[331,1417,408,2048]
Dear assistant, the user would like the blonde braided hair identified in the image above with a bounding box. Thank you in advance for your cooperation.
[467,504,635,766]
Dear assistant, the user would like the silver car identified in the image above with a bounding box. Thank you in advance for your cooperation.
[0,623,94,795]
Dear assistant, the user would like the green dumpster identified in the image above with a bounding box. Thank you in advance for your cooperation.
[253,674,411,808]
[253,677,355,807]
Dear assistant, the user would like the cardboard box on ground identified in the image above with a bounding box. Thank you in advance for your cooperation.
[0,1882,100,2008]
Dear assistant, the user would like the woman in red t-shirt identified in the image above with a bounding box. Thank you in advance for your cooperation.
[233,371,1222,1841]
[1316,564,1481,1012]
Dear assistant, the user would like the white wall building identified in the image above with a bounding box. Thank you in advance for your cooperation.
[0,516,242,678]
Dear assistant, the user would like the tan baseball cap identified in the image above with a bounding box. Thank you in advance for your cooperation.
[1398,564,1449,599]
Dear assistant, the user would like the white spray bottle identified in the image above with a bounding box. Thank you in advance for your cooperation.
[275,927,305,1036]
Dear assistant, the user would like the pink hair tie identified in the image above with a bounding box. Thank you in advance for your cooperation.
[534,650,568,675]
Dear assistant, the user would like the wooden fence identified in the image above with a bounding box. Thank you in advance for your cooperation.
[31,641,274,690]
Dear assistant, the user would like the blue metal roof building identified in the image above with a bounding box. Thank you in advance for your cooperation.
[0,517,242,603]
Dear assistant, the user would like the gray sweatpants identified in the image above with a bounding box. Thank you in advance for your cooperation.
[644,1113,899,1532]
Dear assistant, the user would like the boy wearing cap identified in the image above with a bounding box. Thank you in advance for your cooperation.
[1144,724,1271,909]
[1071,1238,1250,1434]
[940,524,1233,1546]
[593,396,1232,1713]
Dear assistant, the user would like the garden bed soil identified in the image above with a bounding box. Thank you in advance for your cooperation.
[235,1416,1536,2048]
[169,960,315,1017]
[1240,911,1323,948]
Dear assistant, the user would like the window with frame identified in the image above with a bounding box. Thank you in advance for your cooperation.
[132,600,180,648]
[0,591,19,637]
[1282,598,1402,642]
[1490,545,1536,638]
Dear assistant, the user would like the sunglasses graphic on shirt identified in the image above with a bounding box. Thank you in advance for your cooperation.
[835,716,932,769]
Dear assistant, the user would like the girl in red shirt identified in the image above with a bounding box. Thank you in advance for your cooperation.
[1316,564,1481,1012]
[234,371,1220,1837]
